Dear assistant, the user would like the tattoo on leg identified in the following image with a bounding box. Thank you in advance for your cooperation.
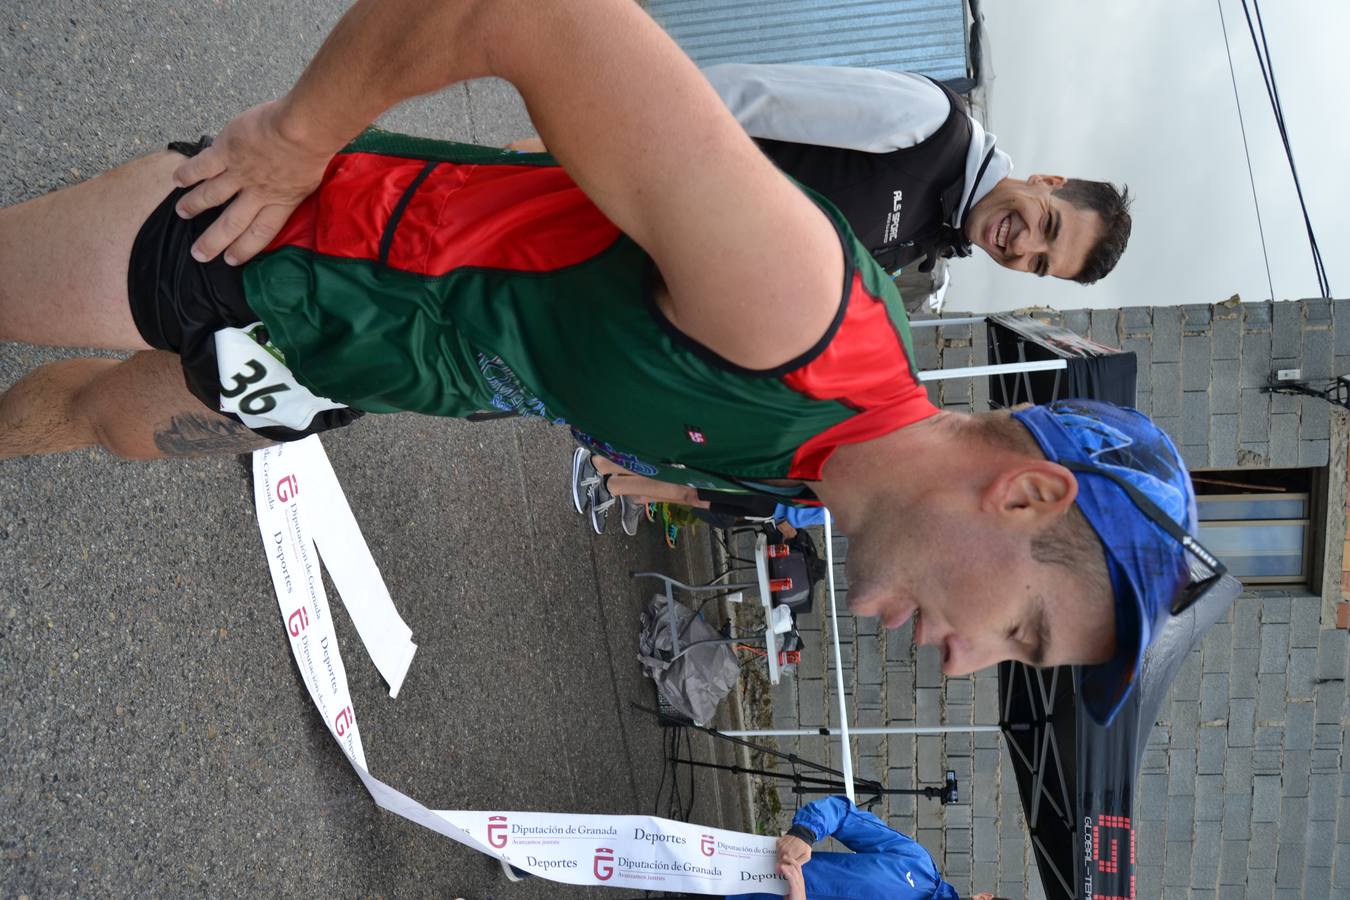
[153,414,274,457]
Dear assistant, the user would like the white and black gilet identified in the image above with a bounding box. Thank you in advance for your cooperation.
[753,79,979,274]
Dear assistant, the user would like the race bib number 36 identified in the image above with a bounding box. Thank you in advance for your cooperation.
[215,324,347,431]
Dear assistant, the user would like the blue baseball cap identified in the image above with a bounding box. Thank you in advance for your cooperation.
[1012,399,1197,726]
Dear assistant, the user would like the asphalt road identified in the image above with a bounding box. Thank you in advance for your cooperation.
[1,3,741,896]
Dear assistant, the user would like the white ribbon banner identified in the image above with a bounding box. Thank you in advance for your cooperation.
[253,437,785,895]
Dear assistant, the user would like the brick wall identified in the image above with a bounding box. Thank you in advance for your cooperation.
[767,299,1350,898]
[925,299,1338,470]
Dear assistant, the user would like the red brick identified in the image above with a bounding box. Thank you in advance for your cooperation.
[1338,602,1350,630]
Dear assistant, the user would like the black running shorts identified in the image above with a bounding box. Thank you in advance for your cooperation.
[126,138,363,441]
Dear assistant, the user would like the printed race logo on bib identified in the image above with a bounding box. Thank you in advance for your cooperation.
[215,324,347,431]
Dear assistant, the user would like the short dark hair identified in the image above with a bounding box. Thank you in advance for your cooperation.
[970,411,1112,600]
[1053,179,1133,285]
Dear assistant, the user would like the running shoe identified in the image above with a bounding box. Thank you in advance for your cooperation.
[500,858,531,882]
[571,446,599,515]
[619,496,641,536]
[589,476,616,535]
[645,501,658,523]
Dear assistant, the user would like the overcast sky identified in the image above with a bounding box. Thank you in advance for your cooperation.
[949,0,1348,314]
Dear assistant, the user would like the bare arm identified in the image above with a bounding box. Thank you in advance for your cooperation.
[504,137,546,153]
[176,0,842,370]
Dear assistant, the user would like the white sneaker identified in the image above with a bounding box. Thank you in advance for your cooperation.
[570,446,599,515]
[589,478,616,535]
[620,496,641,536]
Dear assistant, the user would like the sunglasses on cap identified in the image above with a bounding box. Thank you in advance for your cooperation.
[1059,459,1228,616]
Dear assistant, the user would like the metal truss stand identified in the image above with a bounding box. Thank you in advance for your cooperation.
[633,703,958,809]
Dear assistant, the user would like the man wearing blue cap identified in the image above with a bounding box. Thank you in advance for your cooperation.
[0,0,1229,722]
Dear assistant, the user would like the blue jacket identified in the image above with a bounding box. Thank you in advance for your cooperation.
[729,796,960,900]
[773,503,828,529]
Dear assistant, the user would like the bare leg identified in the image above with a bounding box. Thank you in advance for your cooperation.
[0,350,272,461]
[591,455,709,508]
[0,151,184,350]
[504,136,547,153]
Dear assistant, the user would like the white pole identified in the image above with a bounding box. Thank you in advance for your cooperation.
[822,509,856,804]
[908,316,986,328]
[721,725,1002,737]
[917,358,1067,382]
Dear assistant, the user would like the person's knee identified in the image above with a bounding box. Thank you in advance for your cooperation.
[86,419,159,460]
[76,405,159,460]
[66,360,157,460]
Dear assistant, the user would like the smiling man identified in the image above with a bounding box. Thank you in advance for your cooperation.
[0,0,1215,726]
[705,63,1132,282]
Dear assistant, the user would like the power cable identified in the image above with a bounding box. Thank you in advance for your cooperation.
[1214,0,1276,302]
[1239,0,1332,297]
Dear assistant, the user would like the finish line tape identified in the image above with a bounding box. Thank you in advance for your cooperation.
[252,437,786,895]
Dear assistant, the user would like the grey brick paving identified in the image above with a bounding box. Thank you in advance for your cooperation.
[1248,867,1276,900]
[1212,357,1240,413]
[1173,650,1202,700]
[1198,726,1226,773]
[1221,840,1251,884]
[1090,308,1117,347]
[1272,301,1302,359]
[1304,327,1334,382]
[1184,303,1213,329]
[1262,595,1293,624]
[1240,388,1271,442]
[1165,841,1193,886]
[1317,631,1350,680]
[1304,394,1331,440]
[1184,334,1212,391]
[1305,866,1333,900]
[1229,698,1256,746]
[1201,673,1229,720]
[1289,649,1318,700]
[1241,327,1272,387]
[1193,820,1223,885]
[1305,298,1333,323]
[1270,412,1300,466]
[1153,307,1183,363]
[1183,391,1211,445]
[1253,776,1282,823]
[1213,312,1242,360]
[1275,841,1307,890]
[1123,306,1153,334]
[1260,624,1292,672]
[1301,437,1329,466]
[1204,622,1234,672]
[1287,703,1316,749]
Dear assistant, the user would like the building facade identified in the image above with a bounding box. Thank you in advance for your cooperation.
[772,298,1350,898]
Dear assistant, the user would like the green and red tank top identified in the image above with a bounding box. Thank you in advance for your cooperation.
[241,130,938,494]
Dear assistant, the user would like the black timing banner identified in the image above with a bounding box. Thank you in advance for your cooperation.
[984,314,1241,898]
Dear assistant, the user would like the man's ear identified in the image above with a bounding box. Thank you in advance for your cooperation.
[1028,173,1068,190]
[983,461,1077,525]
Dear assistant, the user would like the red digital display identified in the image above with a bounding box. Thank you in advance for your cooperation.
[1085,813,1136,900]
